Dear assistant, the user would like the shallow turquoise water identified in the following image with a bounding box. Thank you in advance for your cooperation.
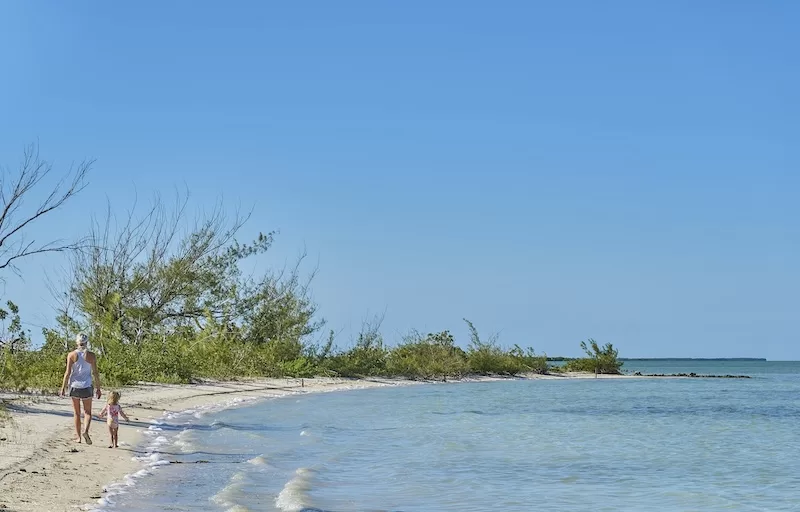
[99,361,800,511]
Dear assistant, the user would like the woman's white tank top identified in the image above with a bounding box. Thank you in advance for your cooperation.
[69,351,93,389]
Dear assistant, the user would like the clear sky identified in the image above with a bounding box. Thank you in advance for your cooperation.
[1,1,798,359]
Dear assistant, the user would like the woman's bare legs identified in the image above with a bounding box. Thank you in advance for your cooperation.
[81,398,93,444]
[70,398,82,442]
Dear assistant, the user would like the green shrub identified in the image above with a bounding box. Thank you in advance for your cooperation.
[280,357,316,378]
[0,350,34,391]
[562,358,597,373]
[322,347,387,377]
[563,339,622,374]
[387,331,468,380]
[0,349,65,391]
[463,319,533,375]
[320,322,388,377]
[507,345,549,374]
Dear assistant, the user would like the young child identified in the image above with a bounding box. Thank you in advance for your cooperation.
[99,391,129,448]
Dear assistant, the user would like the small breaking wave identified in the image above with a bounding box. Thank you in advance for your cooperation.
[208,420,308,432]
[84,395,267,511]
[276,467,316,512]
[211,471,249,510]
[173,429,195,453]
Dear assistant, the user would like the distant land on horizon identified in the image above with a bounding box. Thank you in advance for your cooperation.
[546,357,768,362]
[619,358,767,361]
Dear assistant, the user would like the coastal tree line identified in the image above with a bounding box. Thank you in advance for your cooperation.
[0,145,622,391]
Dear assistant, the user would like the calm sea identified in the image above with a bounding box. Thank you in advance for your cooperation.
[96,361,800,512]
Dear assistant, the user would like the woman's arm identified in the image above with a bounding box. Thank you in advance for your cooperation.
[89,352,102,399]
[59,353,74,396]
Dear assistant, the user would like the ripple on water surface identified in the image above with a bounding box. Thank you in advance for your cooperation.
[94,362,800,512]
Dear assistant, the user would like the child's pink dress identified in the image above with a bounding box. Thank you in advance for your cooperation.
[104,404,121,427]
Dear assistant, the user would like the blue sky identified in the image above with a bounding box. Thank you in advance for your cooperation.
[1,1,798,358]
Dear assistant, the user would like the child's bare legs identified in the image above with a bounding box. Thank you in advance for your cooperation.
[112,426,119,448]
[108,425,117,448]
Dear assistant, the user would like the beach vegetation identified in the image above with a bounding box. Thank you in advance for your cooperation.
[316,316,389,378]
[0,182,623,391]
[463,319,548,375]
[0,307,618,389]
[386,330,468,380]
[563,339,623,374]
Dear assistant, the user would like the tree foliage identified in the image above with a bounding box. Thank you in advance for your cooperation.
[65,194,321,353]
[0,301,30,353]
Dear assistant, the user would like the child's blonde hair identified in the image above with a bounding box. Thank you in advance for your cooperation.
[108,391,121,405]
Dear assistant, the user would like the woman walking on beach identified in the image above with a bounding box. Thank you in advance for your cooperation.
[59,333,102,444]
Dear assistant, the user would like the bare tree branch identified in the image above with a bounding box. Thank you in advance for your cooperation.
[0,143,92,274]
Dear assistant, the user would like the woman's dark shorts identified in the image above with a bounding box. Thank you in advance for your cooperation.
[69,386,93,399]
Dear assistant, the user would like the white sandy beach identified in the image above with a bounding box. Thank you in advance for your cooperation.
[0,373,636,512]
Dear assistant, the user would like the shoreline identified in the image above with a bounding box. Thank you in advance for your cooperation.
[0,372,685,511]
[1,377,422,512]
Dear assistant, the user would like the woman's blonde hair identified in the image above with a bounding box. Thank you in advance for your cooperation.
[75,332,89,349]
[108,391,121,405]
